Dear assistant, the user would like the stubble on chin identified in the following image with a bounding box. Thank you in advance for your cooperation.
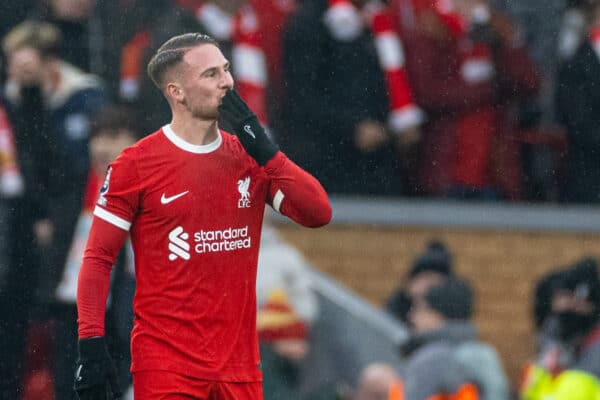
[188,102,219,120]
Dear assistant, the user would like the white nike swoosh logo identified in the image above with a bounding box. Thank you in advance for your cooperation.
[161,191,189,204]
[75,365,82,381]
[243,124,256,139]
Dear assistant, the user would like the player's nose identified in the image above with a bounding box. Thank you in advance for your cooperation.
[221,70,234,90]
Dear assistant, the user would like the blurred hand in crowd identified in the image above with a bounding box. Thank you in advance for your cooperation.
[272,339,309,362]
[6,47,47,88]
[395,126,421,150]
[34,219,54,246]
[354,120,389,153]
[49,0,96,21]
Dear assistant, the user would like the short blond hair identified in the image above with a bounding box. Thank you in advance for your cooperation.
[2,21,61,57]
[147,33,218,90]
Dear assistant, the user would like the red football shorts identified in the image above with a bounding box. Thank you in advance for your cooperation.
[133,370,263,400]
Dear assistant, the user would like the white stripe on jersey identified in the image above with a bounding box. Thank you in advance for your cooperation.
[273,189,284,213]
[93,206,132,231]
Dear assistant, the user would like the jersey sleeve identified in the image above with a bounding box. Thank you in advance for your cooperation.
[78,148,140,338]
[93,147,141,230]
[264,152,332,228]
[77,217,129,338]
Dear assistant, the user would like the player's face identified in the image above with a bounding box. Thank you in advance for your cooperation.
[179,44,234,120]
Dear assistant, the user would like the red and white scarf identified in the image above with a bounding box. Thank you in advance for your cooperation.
[195,1,268,125]
[120,1,269,125]
[324,0,423,133]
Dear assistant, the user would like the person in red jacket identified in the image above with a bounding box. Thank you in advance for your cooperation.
[74,33,331,400]
[402,0,539,199]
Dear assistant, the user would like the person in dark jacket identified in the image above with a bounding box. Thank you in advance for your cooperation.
[281,0,422,196]
[400,278,509,400]
[521,257,600,399]
[556,1,600,203]
[2,20,107,399]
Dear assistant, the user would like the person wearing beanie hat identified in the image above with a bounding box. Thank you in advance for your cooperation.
[385,240,453,323]
[408,277,473,335]
[409,240,453,278]
[257,288,309,343]
[397,277,509,400]
[521,258,600,399]
[422,277,473,320]
[532,257,600,379]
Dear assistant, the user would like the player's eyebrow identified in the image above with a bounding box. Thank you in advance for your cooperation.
[201,61,230,76]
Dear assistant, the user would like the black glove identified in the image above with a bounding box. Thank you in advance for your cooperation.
[74,337,121,400]
[219,89,278,166]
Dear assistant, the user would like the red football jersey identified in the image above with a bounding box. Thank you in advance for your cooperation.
[78,125,331,382]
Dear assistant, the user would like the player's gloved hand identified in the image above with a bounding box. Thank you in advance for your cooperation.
[219,89,278,166]
[74,337,121,400]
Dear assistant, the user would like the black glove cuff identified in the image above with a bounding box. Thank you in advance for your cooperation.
[78,337,108,361]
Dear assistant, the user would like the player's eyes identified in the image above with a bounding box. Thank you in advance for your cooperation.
[203,66,230,78]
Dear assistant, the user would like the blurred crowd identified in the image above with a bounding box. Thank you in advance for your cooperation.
[0,0,600,399]
[1,0,600,202]
[364,242,600,400]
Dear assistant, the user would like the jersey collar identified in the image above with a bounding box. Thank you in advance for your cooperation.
[162,124,222,154]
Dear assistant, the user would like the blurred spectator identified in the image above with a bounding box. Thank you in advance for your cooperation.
[557,0,595,62]
[119,0,270,135]
[399,278,509,400]
[490,0,561,115]
[0,99,26,399]
[3,20,107,309]
[385,240,453,323]
[555,0,600,203]
[521,258,600,399]
[256,220,319,400]
[2,20,107,398]
[51,106,138,399]
[402,0,539,199]
[248,0,297,122]
[29,0,105,76]
[282,0,423,196]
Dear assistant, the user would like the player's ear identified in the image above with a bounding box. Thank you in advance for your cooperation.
[166,82,184,103]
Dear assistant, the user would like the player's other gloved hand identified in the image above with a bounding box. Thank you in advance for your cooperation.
[219,89,278,166]
[74,337,121,400]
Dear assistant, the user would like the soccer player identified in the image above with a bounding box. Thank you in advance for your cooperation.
[74,33,332,400]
